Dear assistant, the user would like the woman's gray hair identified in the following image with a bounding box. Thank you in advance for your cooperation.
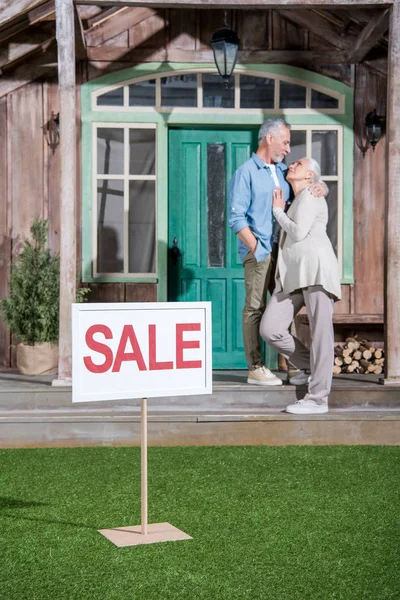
[258,118,291,142]
[305,157,322,182]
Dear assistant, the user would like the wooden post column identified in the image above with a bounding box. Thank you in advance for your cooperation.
[53,0,76,384]
[384,0,400,384]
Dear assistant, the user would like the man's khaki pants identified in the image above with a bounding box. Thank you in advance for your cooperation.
[243,251,273,370]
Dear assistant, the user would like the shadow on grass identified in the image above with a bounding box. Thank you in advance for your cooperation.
[0,497,48,510]
[2,512,97,530]
[0,497,97,530]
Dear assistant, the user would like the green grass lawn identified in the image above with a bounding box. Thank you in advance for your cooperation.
[1,446,399,600]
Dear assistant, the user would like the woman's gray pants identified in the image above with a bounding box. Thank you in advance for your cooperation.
[260,285,334,405]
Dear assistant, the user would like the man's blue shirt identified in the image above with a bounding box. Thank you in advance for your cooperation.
[228,153,291,262]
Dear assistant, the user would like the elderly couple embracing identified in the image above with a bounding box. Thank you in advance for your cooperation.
[228,118,341,415]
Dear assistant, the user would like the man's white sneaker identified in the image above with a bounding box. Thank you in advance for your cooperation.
[289,370,311,386]
[286,399,328,414]
[247,366,283,386]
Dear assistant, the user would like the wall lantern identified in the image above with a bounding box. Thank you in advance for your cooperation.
[211,11,240,87]
[365,109,385,152]
[46,111,60,153]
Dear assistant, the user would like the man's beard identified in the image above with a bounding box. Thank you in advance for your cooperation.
[272,152,284,163]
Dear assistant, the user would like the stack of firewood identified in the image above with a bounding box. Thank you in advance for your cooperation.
[333,338,385,375]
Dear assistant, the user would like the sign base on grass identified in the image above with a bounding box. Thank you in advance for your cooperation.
[98,522,192,547]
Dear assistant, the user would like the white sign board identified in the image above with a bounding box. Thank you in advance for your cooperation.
[72,302,212,403]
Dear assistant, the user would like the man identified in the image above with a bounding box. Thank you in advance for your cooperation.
[228,118,325,386]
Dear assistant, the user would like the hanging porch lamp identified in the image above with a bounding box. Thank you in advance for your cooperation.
[365,109,385,152]
[211,11,240,87]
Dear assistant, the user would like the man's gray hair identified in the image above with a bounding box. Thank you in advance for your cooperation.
[306,157,322,182]
[258,118,291,143]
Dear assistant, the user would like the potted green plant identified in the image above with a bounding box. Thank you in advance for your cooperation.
[1,218,88,376]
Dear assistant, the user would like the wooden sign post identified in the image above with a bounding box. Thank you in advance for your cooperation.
[72,302,212,547]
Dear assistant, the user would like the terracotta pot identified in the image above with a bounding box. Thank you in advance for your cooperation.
[16,342,58,376]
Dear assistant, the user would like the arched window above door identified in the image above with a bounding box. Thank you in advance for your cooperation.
[93,69,344,114]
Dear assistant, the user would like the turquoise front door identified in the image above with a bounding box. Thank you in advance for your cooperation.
[168,128,277,370]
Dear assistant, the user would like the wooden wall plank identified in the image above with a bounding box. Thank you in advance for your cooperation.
[334,284,351,314]
[168,8,196,49]
[237,9,269,50]
[353,63,385,315]
[385,0,400,381]
[10,83,45,256]
[0,97,11,366]
[125,283,157,302]
[45,79,61,254]
[128,11,166,49]
[88,283,125,302]
[272,11,307,50]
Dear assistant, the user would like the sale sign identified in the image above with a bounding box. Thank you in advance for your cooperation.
[72,302,212,403]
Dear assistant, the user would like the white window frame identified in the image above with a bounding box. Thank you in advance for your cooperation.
[92,68,345,115]
[93,122,157,278]
[290,124,343,272]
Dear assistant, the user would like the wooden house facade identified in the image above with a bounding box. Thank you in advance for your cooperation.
[0,0,398,383]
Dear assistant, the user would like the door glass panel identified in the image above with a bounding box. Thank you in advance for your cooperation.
[129,129,155,175]
[311,89,339,109]
[161,75,197,107]
[280,81,306,108]
[129,181,156,273]
[240,76,274,109]
[97,87,124,106]
[207,143,226,267]
[312,130,337,176]
[283,130,306,165]
[97,180,124,273]
[326,181,338,254]
[202,74,234,108]
[129,80,156,106]
[97,128,124,175]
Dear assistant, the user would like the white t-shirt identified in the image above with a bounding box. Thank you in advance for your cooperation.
[265,163,281,188]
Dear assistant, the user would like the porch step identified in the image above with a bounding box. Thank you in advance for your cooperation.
[0,409,399,447]
[0,371,399,447]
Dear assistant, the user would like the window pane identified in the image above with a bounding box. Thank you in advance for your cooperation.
[129,181,156,273]
[325,181,338,255]
[207,144,226,267]
[129,129,155,175]
[97,180,124,273]
[129,80,156,107]
[97,88,124,107]
[312,130,337,176]
[97,128,124,175]
[240,76,274,109]
[280,81,306,108]
[311,89,339,109]
[203,74,234,108]
[161,75,197,107]
[283,130,306,166]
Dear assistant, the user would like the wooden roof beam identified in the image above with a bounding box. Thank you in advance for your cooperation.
[0,34,55,69]
[74,4,87,58]
[0,43,57,97]
[347,8,389,62]
[73,0,395,8]
[0,1,54,41]
[87,46,347,64]
[85,7,156,46]
[0,0,49,28]
[277,9,354,50]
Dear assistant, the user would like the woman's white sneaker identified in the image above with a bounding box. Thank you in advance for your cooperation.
[247,366,283,386]
[289,370,311,385]
[286,399,328,414]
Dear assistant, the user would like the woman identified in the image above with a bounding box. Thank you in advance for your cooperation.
[260,157,341,414]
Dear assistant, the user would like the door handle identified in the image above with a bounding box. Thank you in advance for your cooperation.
[170,236,182,265]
